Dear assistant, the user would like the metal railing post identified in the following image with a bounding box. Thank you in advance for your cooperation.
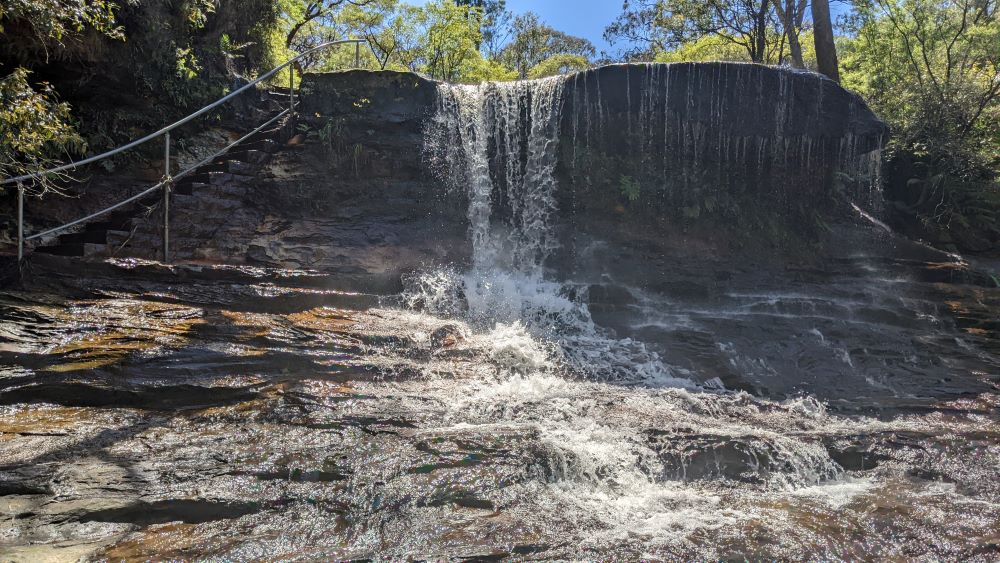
[289,65,295,115]
[163,132,171,264]
[16,183,24,262]
[2,39,368,249]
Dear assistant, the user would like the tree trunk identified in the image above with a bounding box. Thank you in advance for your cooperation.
[777,0,804,68]
[753,0,770,63]
[812,0,840,82]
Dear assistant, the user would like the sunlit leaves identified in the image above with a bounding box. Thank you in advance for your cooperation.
[0,69,85,192]
[0,0,126,44]
[842,0,1000,169]
[527,53,591,79]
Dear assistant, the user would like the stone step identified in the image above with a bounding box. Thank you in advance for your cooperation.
[238,140,279,155]
[225,150,271,165]
[35,243,106,257]
[58,230,113,245]
[28,114,289,262]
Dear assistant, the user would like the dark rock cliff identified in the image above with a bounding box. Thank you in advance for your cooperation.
[558,63,889,229]
[7,65,892,284]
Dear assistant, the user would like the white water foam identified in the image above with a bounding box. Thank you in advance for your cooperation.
[420,77,693,387]
[385,73,896,550]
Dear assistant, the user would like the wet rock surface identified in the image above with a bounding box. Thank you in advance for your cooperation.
[0,66,998,560]
[0,260,998,560]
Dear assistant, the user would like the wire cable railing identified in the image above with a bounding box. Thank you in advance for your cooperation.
[4,38,372,262]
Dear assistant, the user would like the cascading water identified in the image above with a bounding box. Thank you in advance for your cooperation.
[355,65,999,559]
[395,72,874,546]
[425,77,565,273]
[420,76,692,386]
[3,63,998,560]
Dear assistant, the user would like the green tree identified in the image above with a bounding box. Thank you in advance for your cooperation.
[842,0,1000,251]
[500,12,595,78]
[0,69,85,193]
[456,0,513,58]
[283,0,372,49]
[0,0,124,56]
[338,0,423,70]
[527,53,591,78]
[421,0,483,80]
[605,0,787,63]
[461,54,519,81]
[774,0,808,68]
[843,0,999,166]
[0,0,127,191]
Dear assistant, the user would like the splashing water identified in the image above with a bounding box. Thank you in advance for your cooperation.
[420,77,691,387]
[376,70,995,557]
[410,74,852,502]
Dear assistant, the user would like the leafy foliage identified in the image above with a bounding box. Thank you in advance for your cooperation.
[528,54,591,79]
[0,0,125,48]
[619,175,641,202]
[0,69,84,193]
[0,0,128,192]
[843,0,1000,168]
[284,1,594,83]
[422,0,484,80]
[841,0,1000,251]
[605,0,788,63]
[498,12,595,78]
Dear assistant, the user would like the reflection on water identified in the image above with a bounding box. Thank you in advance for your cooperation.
[0,266,998,559]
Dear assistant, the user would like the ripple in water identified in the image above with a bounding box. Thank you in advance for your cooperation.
[376,76,869,550]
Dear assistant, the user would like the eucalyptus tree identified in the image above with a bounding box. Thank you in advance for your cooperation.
[843,0,999,157]
[774,0,808,67]
[841,0,1000,251]
[284,0,372,49]
[500,12,595,78]
[811,0,839,80]
[421,0,484,81]
[455,0,515,58]
[605,0,787,63]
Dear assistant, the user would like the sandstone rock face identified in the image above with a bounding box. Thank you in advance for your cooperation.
[10,65,889,282]
[557,63,889,224]
[251,70,467,285]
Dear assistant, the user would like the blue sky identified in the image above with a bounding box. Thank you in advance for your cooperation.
[410,0,626,53]
[413,1,854,56]
[494,0,626,54]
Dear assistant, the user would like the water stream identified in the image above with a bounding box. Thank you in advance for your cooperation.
[1,70,998,560]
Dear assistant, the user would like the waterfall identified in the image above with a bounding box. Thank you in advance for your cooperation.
[420,75,689,387]
[426,77,565,273]
[417,64,887,385]
[561,63,884,214]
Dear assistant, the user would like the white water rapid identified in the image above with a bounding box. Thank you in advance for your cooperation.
[356,75,904,555]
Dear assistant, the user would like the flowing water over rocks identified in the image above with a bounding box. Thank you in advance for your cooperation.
[1,259,998,560]
[2,65,1000,560]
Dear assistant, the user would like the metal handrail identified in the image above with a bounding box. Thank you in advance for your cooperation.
[2,39,366,187]
[8,38,372,263]
[26,108,291,242]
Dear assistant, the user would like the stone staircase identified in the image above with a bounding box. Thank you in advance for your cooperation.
[33,106,295,260]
